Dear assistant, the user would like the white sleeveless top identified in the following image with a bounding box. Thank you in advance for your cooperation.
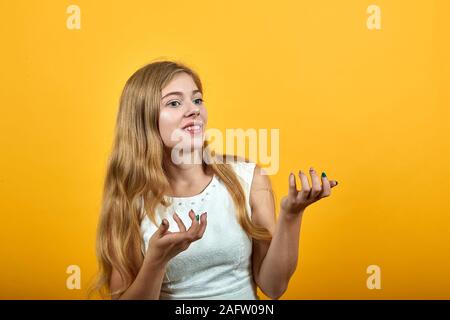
[139,160,260,300]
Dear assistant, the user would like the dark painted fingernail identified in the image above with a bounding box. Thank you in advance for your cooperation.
[321,172,327,178]
[196,214,199,221]
[335,181,338,185]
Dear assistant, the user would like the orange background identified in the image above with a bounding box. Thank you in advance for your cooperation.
[0,0,449,299]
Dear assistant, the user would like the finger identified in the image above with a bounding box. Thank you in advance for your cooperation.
[191,211,207,242]
[156,218,170,238]
[297,170,311,200]
[173,211,187,232]
[188,209,199,228]
[308,167,322,198]
[186,209,200,239]
[330,180,339,188]
[319,171,331,198]
[288,172,298,199]
[196,212,208,238]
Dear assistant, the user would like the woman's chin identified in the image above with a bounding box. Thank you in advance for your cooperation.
[187,139,205,151]
[169,135,205,163]
[181,132,204,148]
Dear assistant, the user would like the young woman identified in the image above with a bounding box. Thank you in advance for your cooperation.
[89,60,338,300]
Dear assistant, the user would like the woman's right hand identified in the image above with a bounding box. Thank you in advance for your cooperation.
[144,209,207,266]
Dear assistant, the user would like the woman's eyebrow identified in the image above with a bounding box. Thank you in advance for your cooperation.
[161,89,201,100]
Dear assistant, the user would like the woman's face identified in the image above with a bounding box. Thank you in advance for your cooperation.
[159,72,208,153]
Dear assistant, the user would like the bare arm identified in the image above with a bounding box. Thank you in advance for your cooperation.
[250,165,287,299]
[111,255,168,300]
[251,166,338,299]
[111,210,208,299]
[255,206,303,299]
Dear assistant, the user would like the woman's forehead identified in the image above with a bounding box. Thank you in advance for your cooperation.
[161,73,199,97]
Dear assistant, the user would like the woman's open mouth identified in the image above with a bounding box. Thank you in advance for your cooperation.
[182,123,203,135]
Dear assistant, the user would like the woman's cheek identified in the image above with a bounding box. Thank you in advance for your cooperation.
[159,110,181,146]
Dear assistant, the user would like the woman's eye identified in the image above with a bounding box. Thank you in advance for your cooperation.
[167,101,181,107]
[166,98,203,107]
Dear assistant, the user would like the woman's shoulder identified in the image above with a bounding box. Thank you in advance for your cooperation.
[215,154,257,186]
[214,153,255,169]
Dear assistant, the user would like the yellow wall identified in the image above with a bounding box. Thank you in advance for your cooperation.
[0,0,449,299]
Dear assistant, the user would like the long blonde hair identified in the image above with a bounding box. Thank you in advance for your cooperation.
[88,60,272,299]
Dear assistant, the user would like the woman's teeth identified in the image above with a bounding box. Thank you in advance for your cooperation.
[184,125,202,133]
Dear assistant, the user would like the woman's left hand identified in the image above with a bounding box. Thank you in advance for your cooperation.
[280,167,338,216]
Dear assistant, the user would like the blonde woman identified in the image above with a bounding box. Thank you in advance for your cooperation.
[89,60,338,300]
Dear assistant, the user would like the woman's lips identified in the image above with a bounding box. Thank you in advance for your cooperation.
[183,124,203,135]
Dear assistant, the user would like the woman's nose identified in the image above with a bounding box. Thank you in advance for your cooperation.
[185,103,200,118]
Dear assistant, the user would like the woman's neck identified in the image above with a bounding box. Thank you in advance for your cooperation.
[163,148,213,196]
